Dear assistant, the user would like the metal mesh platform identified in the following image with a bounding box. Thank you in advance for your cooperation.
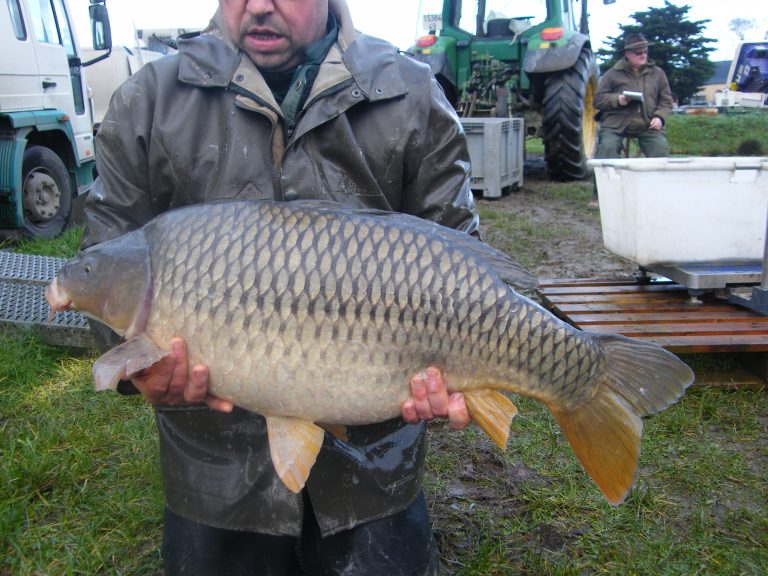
[0,250,67,284]
[0,251,95,348]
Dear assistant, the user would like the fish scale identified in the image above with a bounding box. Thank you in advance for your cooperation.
[147,202,475,420]
[47,199,694,501]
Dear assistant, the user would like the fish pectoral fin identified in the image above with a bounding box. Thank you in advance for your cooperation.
[464,390,518,450]
[92,336,169,392]
[265,416,326,493]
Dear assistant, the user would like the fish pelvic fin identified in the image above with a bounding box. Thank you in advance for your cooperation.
[266,416,326,493]
[464,390,518,450]
[318,423,349,442]
[552,334,694,505]
[92,336,169,391]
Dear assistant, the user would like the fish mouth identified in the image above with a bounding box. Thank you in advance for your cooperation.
[45,277,73,318]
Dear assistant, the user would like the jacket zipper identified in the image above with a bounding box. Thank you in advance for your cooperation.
[286,77,356,139]
[228,83,280,115]
[227,83,286,197]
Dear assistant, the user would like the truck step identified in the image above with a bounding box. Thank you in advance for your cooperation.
[0,251,95,349]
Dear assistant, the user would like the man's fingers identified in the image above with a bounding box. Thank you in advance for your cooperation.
[447,392,471,430]
[424,367,449,417]
[166,337,188,397]
[409,371,434,421]
[184,364,209,404]
[131,353,175,403]
[206,395,234,413]
[401,398,418,424]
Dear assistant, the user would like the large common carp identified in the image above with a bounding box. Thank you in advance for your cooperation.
[46,200,693,503]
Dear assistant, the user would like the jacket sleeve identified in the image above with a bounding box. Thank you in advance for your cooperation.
[400,76,480,237]
[80,71,162,391]
[81,70,163,250]
[593,69,621,111]
[651,68,674,124]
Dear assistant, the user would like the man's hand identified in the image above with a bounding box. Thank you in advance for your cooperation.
[130,337,233,412]
[618,94,629,106]
[402,367,471,430]
[649,117,663,130]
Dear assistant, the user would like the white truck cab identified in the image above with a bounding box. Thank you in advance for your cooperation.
[0,0,111,238]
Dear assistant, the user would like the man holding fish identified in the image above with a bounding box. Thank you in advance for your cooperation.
[50,1,693,574]
[78,0,476,573]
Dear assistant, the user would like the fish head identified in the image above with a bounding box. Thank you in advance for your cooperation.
[46,230,152,337]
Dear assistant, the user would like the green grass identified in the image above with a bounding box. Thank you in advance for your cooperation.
[425,388,768,575]
[523,110,768,159]
[478,204,574,270]
[0,226,82,258]
[0,333,162,574]
[666,111,768,157]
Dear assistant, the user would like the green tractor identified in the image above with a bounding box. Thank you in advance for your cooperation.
[409,0,616,181]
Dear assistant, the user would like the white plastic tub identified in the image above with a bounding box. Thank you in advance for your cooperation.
[590,157,768,266]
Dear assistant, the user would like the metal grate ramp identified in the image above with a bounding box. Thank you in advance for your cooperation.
[0,251,95,348]
[0,250,68,284]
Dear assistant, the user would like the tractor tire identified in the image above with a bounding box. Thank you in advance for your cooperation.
[541,48,599,181]
[20,146,72,238]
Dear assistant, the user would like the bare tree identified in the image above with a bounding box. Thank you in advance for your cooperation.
[729,17,756,40]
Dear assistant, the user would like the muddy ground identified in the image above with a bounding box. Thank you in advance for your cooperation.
[478,164,636,281]
[422,163,767,574]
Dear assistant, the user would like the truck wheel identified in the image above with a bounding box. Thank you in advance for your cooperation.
[21,146,72,238]
[541,48,599,181]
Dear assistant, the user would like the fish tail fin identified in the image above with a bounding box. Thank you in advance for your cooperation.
[550,334,694,505]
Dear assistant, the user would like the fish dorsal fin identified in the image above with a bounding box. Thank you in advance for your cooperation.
[464,390,518,450]
[92,336,169,391]
[265,416,326,493]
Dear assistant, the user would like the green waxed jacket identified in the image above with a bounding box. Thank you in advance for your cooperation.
[81,1,478,537]
[593,57,674,135]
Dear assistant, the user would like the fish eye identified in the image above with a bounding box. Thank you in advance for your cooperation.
[82,257,95,275]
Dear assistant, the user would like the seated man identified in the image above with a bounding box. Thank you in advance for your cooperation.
[590,32,674,207]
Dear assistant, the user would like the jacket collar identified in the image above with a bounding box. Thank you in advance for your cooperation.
[616,57,657,74]
[177,0,407,105]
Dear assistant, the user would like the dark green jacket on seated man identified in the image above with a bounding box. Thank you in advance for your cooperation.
[593,32,674,159]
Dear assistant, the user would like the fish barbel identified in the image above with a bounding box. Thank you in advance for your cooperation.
[46,200,693,502]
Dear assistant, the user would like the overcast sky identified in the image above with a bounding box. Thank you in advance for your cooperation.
[69,0,767,62]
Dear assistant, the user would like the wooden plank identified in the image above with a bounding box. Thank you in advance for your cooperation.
[554,302,733,314]
[567,311,764,324]
[635,335,768,353]
[535,277,768,383]
[538,284,685,295]
[578,322,768,336]
[543,292,693,304]
[539,277,647,285]
[570,331,768,353]
[536,277,768,356]
[546,293,690,306]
